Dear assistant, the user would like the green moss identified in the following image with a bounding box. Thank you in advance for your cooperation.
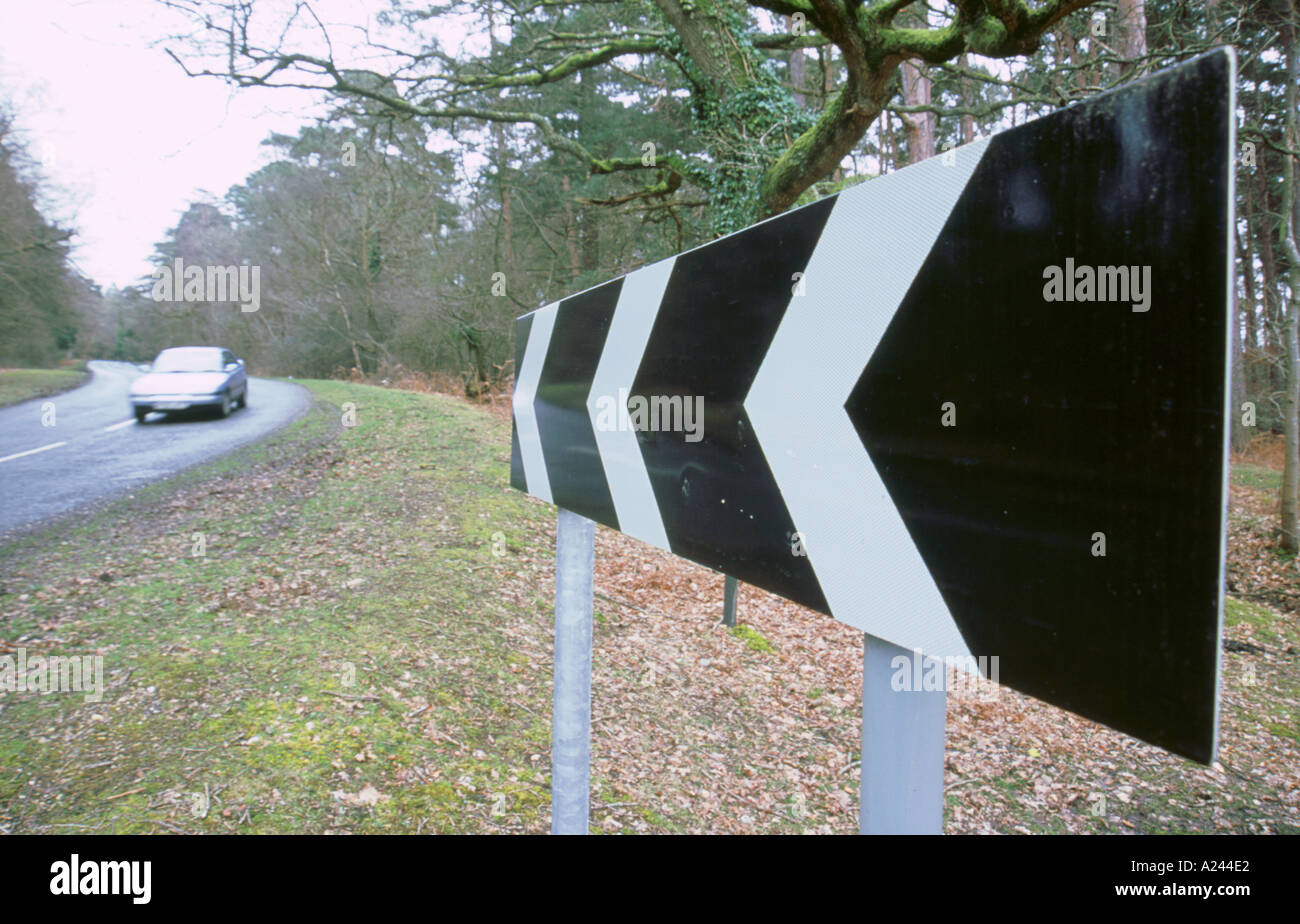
[1232,463,1282,492]
[872,23,962,68]
[1223,596,1283,646]
[1266,721,1298,742]
[965,15,1008,56]
[730,624,775,654]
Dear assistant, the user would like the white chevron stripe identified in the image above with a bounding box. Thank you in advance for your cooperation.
[745,138,992,663]
[513,302,558,504]
[587,259,676,550]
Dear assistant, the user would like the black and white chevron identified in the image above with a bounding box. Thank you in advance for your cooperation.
[511,50,1233,763]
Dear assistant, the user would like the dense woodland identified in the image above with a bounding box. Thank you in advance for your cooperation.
[0,0,1298,548]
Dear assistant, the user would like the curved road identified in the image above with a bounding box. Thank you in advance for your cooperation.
[0,361,311,537]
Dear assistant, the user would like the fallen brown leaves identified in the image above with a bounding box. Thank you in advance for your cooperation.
[485,513,1298,833]
[417,385,1298,834]
[1228,434,1299,612]
[1226,485,1299,614]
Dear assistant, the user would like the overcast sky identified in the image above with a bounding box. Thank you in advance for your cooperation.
[0,0,368,289]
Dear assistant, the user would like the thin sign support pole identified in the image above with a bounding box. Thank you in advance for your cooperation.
[552,507,595,835]
[860,633,946,834]
[722,575,738,627]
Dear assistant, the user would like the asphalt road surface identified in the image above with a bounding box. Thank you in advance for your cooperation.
[0,361,311,537]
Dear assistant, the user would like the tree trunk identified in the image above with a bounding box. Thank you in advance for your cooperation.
[488,7,516,268]
[1232,223,1247,454]
[1280,5,1300,553]
[900,60,936,164]
[464,325,487,398]
[579,210,599,275]
[650,0,750,105]
[1258,189,1283,402]
[496,126,515,266]
[882,111,893,173]
[1116,0,1147,77]
[959,54,976,144]
[562,175,581,280]
[788,16,806,108]
[1070,17,1089,96]
[1059,29,1077,100]
[1284,305,1300,552]
[1244,176,1259,401]
[576,69,599,273]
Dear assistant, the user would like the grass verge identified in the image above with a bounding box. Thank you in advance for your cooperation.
[0,380,556,833]
[0,368,90,408]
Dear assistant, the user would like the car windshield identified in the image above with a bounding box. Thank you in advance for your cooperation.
[152,348,225,373]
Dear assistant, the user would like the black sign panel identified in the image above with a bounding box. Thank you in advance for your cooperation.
[511,50,1233,763]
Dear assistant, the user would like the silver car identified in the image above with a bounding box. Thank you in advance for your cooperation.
[129,346,248,422]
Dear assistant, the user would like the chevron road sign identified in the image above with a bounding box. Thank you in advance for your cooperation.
[511,50,1234,763]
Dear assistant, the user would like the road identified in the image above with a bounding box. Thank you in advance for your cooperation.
[0,361,311,537]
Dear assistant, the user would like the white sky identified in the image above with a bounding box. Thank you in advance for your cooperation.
[0,0,392,289]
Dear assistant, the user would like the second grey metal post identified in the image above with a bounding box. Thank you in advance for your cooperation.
[552,507,595,835]
[722,575,738,627]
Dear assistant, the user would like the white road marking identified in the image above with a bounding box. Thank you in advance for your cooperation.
[103,419,135,432]
[0,441,68,464]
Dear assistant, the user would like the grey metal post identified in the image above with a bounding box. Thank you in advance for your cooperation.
[722,575,738,627]
[552,507,595,835]
[860,633,946,834]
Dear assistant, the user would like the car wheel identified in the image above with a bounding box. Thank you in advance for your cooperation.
[134,407,148,424]
[237,384,248,409]
[218,392,233,418]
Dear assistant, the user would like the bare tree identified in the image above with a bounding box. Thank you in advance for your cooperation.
[158,0,1099,228]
